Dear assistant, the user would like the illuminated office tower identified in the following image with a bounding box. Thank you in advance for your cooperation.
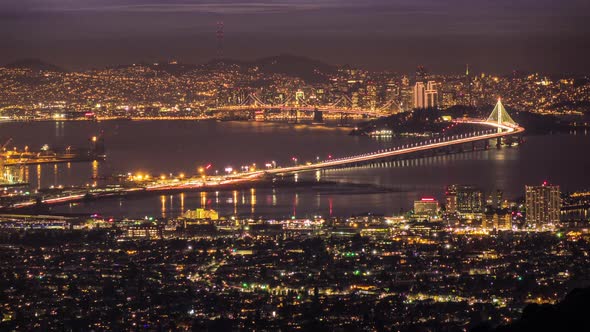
[445,185,458,213]
[400,76,413,111]
[425,81,439,108]
[486,190,504,208]
[367,84,377,110]
[525,182,561,228]
[413,82,425,109]
[425,91,438,108]
[414,81,438,109]
[351,91,360,109]
[446,185,484,219]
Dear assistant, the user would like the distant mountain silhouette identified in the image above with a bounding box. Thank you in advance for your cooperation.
[4,58,65,72]
[472,287,590,332]
[253,54,336,82]
[4,55,337,82]
[111,61,199,75]
[205,54,337,83]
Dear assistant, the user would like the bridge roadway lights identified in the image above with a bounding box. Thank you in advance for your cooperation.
[270,120,521,175]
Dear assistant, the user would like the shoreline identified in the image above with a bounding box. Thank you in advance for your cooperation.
[0,117,356,130]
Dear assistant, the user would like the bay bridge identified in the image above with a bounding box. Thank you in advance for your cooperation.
[4,100,524,210]
[210,93,403,119]
[244,99,523,175]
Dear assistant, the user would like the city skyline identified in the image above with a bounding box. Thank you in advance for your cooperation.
[1,0,590,74]
[1,1,590,331]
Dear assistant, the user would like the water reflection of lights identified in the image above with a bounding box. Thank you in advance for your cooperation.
[160,195,166,218]
[180,193,185,213]
[250,188,256,214]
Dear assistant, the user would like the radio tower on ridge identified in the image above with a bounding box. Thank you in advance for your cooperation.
[216,21,224,59]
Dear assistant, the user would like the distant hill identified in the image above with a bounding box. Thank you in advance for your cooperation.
[4,58,65,72]
[253,54,336,82]
[4,55,337,82]
[472,287,590,332]
[205,54,337,83]
[110,61,199,75]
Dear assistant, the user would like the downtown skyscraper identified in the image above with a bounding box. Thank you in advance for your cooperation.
[525,182,561,228]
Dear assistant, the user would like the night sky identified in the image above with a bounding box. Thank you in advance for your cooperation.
[1,0,589,74]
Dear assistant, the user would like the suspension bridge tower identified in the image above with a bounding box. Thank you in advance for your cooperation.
[486,98,518,147]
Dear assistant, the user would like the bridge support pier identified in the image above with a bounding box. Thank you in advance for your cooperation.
[339,113,351,126]
[496,137,502,149]
[289,110,298,123]
[313,110,324,123]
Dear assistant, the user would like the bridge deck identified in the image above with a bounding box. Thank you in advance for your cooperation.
[258,119,524,175]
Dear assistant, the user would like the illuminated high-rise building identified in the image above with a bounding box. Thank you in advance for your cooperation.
[447,185,484,219]
[366,84,377,111]
[486,190,504,208]
[413,82,425,109]
[351,91,360,109]
[525,182,561,228]
[414,81,438,109]
[445,185,458,213]
[425,81,439,108]
[465,63,473,106]
[400,76,413,111]
[457,186,484,215]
